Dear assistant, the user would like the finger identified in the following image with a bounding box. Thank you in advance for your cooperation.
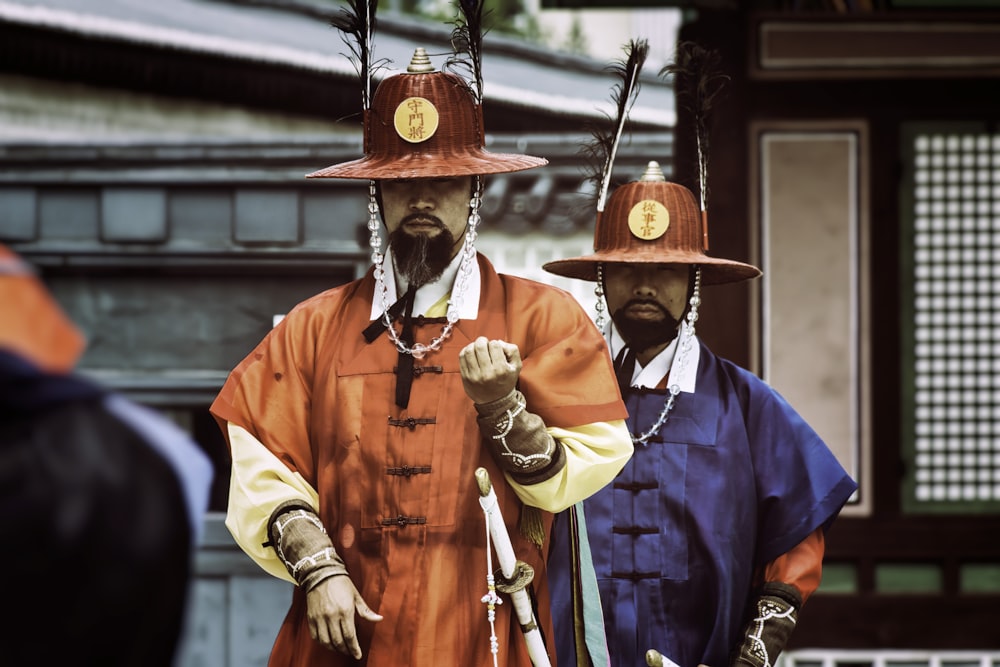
[358,607,383,621]
[458,345,472,376]
[459,339,485,371]
[312,618,338,654]
[341,618,362,660]
[459,344,484,382]
[498,341,521,368]
[307,615,322,643]
[487,339,507,366]
[473,337,493,367]
[325,619,348,656]
[355,599,384,622]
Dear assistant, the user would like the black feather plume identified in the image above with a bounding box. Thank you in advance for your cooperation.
[659,41,728,212]
[447,0,487,103]
[330,0,383,110]
[583,39,649,213]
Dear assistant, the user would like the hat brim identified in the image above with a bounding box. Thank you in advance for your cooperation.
[543,249,762,286]
[0,247,85,372]
[307,149,547,180]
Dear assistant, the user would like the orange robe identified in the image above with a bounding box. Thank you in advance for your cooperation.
[212,254,628,666]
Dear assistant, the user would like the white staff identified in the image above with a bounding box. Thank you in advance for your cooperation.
[476,467,552,667]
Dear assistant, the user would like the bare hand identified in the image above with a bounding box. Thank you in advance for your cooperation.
[459,336,522,404]
[306,575,383,659]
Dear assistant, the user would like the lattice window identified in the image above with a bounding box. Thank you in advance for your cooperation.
[779,649,1000,667]
[902,125,1000,512]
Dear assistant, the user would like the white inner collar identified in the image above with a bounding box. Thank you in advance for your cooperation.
[369,248,481,320]
[608,322,699,392]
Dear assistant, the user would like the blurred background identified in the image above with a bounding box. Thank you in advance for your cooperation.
[2,0,999,664]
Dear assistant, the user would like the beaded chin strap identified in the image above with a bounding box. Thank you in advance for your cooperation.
[368,176,483,359]
[594,263,608,331]
[601,265,702,446]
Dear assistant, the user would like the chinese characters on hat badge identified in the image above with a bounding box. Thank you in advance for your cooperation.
[628,199,670,240]
[394,97,440,143]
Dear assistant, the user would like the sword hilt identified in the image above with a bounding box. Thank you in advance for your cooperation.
[646,649,681,667]
[475,466,492,497]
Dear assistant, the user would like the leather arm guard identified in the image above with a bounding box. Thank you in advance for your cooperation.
[267,500,349,592]
[731,582,802,667]
[474,389,566,485]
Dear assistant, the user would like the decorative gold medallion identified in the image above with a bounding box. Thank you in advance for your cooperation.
[394,97,439,143]
[628,199,670,240]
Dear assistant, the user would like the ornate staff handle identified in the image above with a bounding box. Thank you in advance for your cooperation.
[476,467,552,667]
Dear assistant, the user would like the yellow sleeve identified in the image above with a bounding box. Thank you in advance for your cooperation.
[225,423,320,584]
[507,420,632,513]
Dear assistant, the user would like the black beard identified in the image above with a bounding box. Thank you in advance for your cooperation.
[388,223,456,288]
[611,299,681,353]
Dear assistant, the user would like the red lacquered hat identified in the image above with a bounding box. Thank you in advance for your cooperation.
[307,48,546,180]
[543,161,760,286]
[0,245,85,372]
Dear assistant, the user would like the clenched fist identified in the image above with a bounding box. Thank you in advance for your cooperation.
[459,336,522,404]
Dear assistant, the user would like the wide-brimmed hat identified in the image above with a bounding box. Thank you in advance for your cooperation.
[307,48,547,180]
[0,245,85,372]
[543,161,760,286]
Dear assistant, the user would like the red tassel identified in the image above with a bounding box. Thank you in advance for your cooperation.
[701,209,709,252]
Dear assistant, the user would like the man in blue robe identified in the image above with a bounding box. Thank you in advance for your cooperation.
[543,163,858,667]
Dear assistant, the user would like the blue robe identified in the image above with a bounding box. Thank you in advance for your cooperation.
[549,340,857,667]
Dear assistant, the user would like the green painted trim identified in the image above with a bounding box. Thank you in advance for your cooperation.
[817,562,858,595]
[875,563,942,593]
[960,563,1000,593]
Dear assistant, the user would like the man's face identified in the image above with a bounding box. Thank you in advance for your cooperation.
[604,263,690,353]
[380,177,473,287]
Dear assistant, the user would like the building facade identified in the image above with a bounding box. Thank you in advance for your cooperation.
[673,1,1000,655]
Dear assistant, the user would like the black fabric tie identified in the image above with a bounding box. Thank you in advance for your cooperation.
[362,286,414,344]
[614,345,636,397]
[360,284,418,408]
[394,284,418,409]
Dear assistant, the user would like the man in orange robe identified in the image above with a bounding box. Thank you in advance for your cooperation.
[211,47,633,666]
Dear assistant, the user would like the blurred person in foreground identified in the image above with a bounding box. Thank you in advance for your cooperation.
[544,40,858,667]
[208,4,631,664]
[0,244,213,667]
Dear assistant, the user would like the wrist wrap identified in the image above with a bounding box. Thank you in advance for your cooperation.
[475,389,566,484]
[267,500,348,592]
[731,581,802,667]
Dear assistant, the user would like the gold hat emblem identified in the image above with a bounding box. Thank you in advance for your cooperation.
[394,96,439,143]
[628,199,669,240]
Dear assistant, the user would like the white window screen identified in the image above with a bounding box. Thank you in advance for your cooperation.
[905,127,1000,511]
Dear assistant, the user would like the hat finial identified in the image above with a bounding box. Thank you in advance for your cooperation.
[641,161,666,182]
[407,48,436,73]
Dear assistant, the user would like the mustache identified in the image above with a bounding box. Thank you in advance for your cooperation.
[401,213,445,228]
[622,298,671,316]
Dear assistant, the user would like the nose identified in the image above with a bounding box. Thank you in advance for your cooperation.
[631,268,658,298]
[408,182,436,210]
